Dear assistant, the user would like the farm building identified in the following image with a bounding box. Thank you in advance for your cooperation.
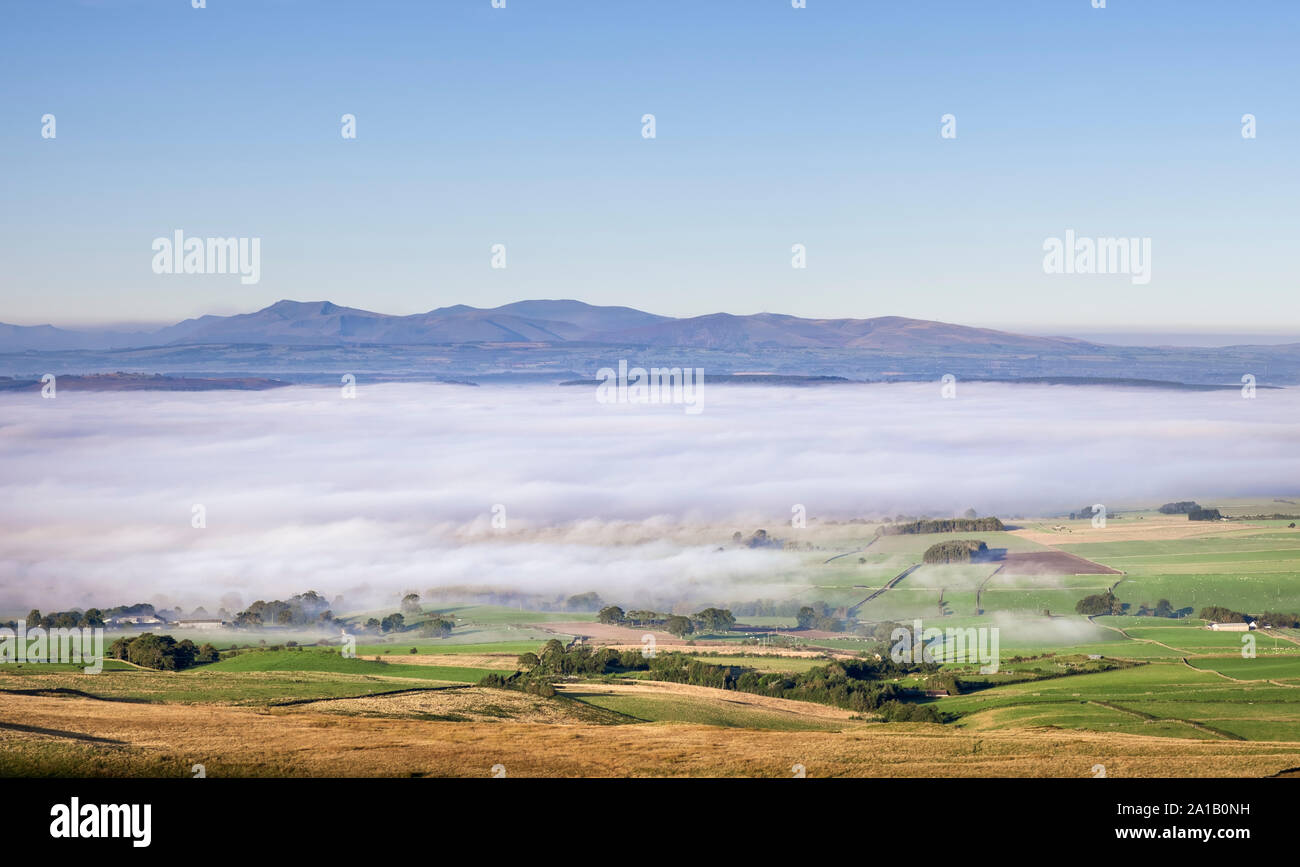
[1207,622,1254,632]
[172,619,228,630]
[106,615,164,629]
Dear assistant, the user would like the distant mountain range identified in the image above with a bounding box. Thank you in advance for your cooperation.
[0,298,1104,353]
[3,299,1298,386]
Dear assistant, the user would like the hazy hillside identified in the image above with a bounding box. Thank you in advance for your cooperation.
[4,299,1300,385]
[0,298,1101,353]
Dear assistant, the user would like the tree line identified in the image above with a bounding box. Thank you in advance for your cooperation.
[481,640,947,722]
[881,517,1005,535]
[597,606,736,636]
[1198,606,1300,627]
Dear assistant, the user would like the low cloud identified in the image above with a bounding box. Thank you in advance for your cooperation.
[1,382,1296,610]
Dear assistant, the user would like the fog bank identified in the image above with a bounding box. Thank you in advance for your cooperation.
[1,382,1296,610]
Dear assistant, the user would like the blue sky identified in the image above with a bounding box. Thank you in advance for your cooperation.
[2,0,1297,333]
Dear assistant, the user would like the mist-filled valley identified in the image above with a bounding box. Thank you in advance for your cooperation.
[2,381,1296,613]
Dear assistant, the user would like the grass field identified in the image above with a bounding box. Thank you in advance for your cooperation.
[4,512,1300,777]
[205,650,495,684]
[945,659,1300,741]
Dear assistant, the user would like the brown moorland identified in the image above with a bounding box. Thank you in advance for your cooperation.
[3,689,1300,778]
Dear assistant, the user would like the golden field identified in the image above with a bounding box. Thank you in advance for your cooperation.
[3,686,1300,778]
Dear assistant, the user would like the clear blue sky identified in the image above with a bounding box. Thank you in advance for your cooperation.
[2,0,1297,332]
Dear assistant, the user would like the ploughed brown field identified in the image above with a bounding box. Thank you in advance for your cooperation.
[538,622,690,643]
[3,689,1300,778]
[997,551,1122,576]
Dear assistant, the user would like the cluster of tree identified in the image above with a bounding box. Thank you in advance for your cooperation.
[782,541,817,552]
[597,606,631,625]
[1071,506,1102,520]
[854,620,908,641]
[1158,501,1202,514]
[880,515,928,524]
[489,642,947,719]
[653,656,944,716]
[922,539,989,564]
[107,634,219,670]
[624,609,668,626]
[1199,606,1248,623]
[103,603,158,619]
[357,611,455,636]
[478,671,557,697]
[880,517,1004,535]
[730,529,781,548]
[1078,594,1196,619]
[1188,508,1223,521]
[728,599,835,617]
[692,608,736,634]
[516,640,650,676]
[1075,591,1122,616]
[361,613,405,633]
[1134,599,1176,618]
[419,616,455,637]
[21,608,106,629]
[596,606,736,636]
[796,605,844,632]
[1198,606,1300,628]
[235,591,334,627]
[564,592,604,612]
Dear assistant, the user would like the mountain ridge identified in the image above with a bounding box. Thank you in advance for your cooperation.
[0,298,1108,354]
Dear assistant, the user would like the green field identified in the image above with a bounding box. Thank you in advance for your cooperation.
[206,650,494,683]
[944,658,1300,741]
[1062,530,1300,616]
[5,513,1299,765]
[354,641,545,656]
